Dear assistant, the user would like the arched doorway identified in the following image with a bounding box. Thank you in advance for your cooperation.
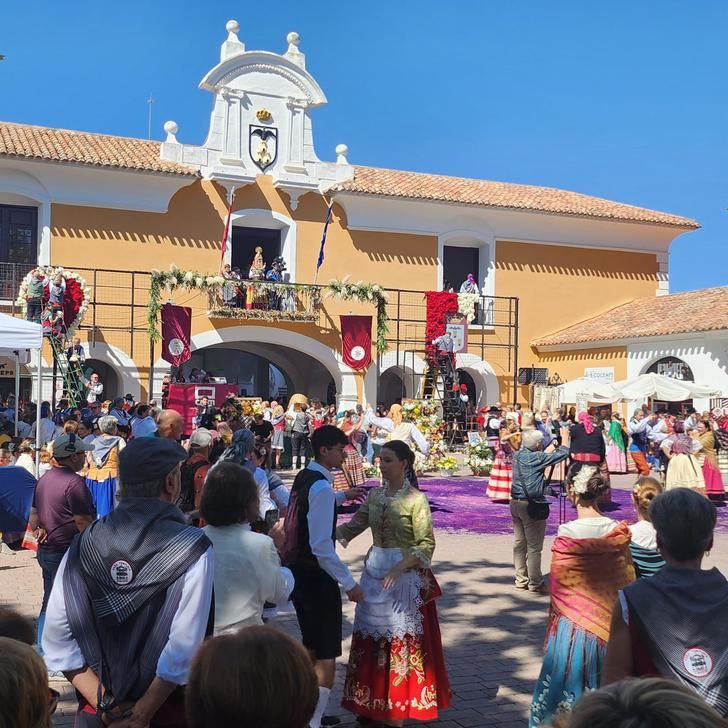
[456,369,476,403]
[379,368,407,407]
[82,359,122,402]
[186,343,336,404]
[645,356,695,415]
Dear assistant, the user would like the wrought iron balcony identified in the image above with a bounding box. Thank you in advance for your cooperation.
[207,279,322,323]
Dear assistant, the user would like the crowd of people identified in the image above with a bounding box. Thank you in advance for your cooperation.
[482,402,728,505]
[2,385,728,727]
[0,389,452,728]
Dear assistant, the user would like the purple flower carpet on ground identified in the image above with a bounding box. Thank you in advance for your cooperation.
[339,477,728,536]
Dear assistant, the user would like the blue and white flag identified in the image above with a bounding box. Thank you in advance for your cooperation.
[316,200,333,273]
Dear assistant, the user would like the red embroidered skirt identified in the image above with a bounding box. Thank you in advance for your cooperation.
[342,566,451,721]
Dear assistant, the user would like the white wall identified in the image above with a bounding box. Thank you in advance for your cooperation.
[628,331,728,411]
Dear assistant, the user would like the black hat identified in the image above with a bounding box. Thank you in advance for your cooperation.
[119,438,187,486]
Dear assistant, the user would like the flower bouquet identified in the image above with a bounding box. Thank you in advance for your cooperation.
[464,439,494,476]
[436,454,458,477]
[363,460,381,480]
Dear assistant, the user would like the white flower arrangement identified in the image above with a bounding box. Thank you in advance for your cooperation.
[570,465,598,495]
[16,266,90,338]
[464,438,494,474]
[457,292,481,324]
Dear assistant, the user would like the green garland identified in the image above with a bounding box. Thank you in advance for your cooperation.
[326,278,389,353]
[147,268,389,353]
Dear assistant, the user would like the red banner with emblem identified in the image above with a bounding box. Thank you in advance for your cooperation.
[161,304,192,367]
[340,315,372,370]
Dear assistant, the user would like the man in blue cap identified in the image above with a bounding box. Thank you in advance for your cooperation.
[42,437,214,727]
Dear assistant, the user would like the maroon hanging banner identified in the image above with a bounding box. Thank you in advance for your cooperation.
[161,304,192,367]
[340,315,373,370]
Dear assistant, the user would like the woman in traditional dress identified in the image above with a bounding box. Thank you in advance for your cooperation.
[85,415,125,517]
[605,413,628,474]
[486,420,520,502]
[694,419,725,498]
[269,402,286,470]
[568,411,611,505]
[716,415,728,490]
[662,422,705,493]
[364,404,431,457]
[628,477,665,578]
[530,464,634,727]
[333,442,367,495]
[336,440,450,726]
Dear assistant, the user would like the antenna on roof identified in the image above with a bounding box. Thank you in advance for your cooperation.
[147,93,155,140]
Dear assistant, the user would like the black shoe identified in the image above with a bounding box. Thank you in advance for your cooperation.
[322,716,342,726]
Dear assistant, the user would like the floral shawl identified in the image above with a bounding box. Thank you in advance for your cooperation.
[549,522,635,643]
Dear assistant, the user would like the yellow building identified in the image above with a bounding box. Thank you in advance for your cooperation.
[0,22,698,409]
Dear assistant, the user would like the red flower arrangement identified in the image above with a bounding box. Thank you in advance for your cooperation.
[16,267,90,337]
[425,291,459,360]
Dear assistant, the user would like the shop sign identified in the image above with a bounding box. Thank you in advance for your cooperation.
[0,358,16,378]
[647,357,694,381]
[584,366,615,383]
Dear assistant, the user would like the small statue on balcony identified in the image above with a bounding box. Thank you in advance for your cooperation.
[248,246,266,280]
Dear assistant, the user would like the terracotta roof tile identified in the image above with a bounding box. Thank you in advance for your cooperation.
[533,286,728,347]
[337,165,699,229]
[0,121,197,176]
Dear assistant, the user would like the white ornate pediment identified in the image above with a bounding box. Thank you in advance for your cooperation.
[160,21,352,205]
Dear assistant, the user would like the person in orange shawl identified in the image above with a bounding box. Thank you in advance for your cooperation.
[530,463,635,727]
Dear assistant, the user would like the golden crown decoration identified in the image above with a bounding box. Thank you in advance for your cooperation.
[255,108,272,121]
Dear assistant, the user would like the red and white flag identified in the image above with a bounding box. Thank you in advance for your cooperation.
[161,304,192,367]
[220,186,236,264]
[340,315,372,370]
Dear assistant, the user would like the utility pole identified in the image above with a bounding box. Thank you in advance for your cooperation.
[147,93,154,140]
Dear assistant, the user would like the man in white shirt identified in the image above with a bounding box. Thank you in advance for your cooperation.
[281,425,365,728]
[84,372,103,405]
[42,437,213,726]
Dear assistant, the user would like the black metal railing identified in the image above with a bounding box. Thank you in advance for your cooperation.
[0,262,519,401]
[207,280,323,323]
[0,261,25,302]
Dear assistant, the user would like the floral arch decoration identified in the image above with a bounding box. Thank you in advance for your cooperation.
[16,267,91,338]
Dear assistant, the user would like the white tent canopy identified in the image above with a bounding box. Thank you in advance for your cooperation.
[0,312,42,354]
[557,376,621,404]
[613,373,722,402]
[0,311,43,456]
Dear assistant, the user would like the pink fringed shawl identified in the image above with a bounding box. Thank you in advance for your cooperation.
[549,522,635,643]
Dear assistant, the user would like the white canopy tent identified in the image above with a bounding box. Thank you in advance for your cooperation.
[613,373,722,403]
[557,376,621,405]
[0,312,43,462]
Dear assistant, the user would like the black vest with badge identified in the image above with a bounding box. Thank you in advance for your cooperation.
[281,466,336,569]
[624,564,728,716]
[62,499,211,708]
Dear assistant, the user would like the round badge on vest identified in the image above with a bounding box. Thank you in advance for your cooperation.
[110,560,134,585]
[683,647,713,678]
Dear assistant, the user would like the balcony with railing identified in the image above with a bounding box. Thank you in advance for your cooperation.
[207,280,322,323]
[0,262,518,393]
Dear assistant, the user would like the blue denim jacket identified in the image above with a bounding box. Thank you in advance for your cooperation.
[511,446,570,501]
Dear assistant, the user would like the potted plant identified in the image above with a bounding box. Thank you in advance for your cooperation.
[437,454,458,477]
[464,440,494,477]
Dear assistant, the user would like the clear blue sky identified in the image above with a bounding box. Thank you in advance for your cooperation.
[2,1,726,292]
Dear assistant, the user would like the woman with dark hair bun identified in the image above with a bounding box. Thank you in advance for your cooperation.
[336,440,450,726]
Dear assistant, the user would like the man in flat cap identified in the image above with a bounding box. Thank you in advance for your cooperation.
[42,437,214,727]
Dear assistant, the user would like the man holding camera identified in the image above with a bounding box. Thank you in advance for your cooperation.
[510,430,569,594]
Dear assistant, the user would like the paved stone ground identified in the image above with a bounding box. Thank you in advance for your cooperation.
[2,474,727,727]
